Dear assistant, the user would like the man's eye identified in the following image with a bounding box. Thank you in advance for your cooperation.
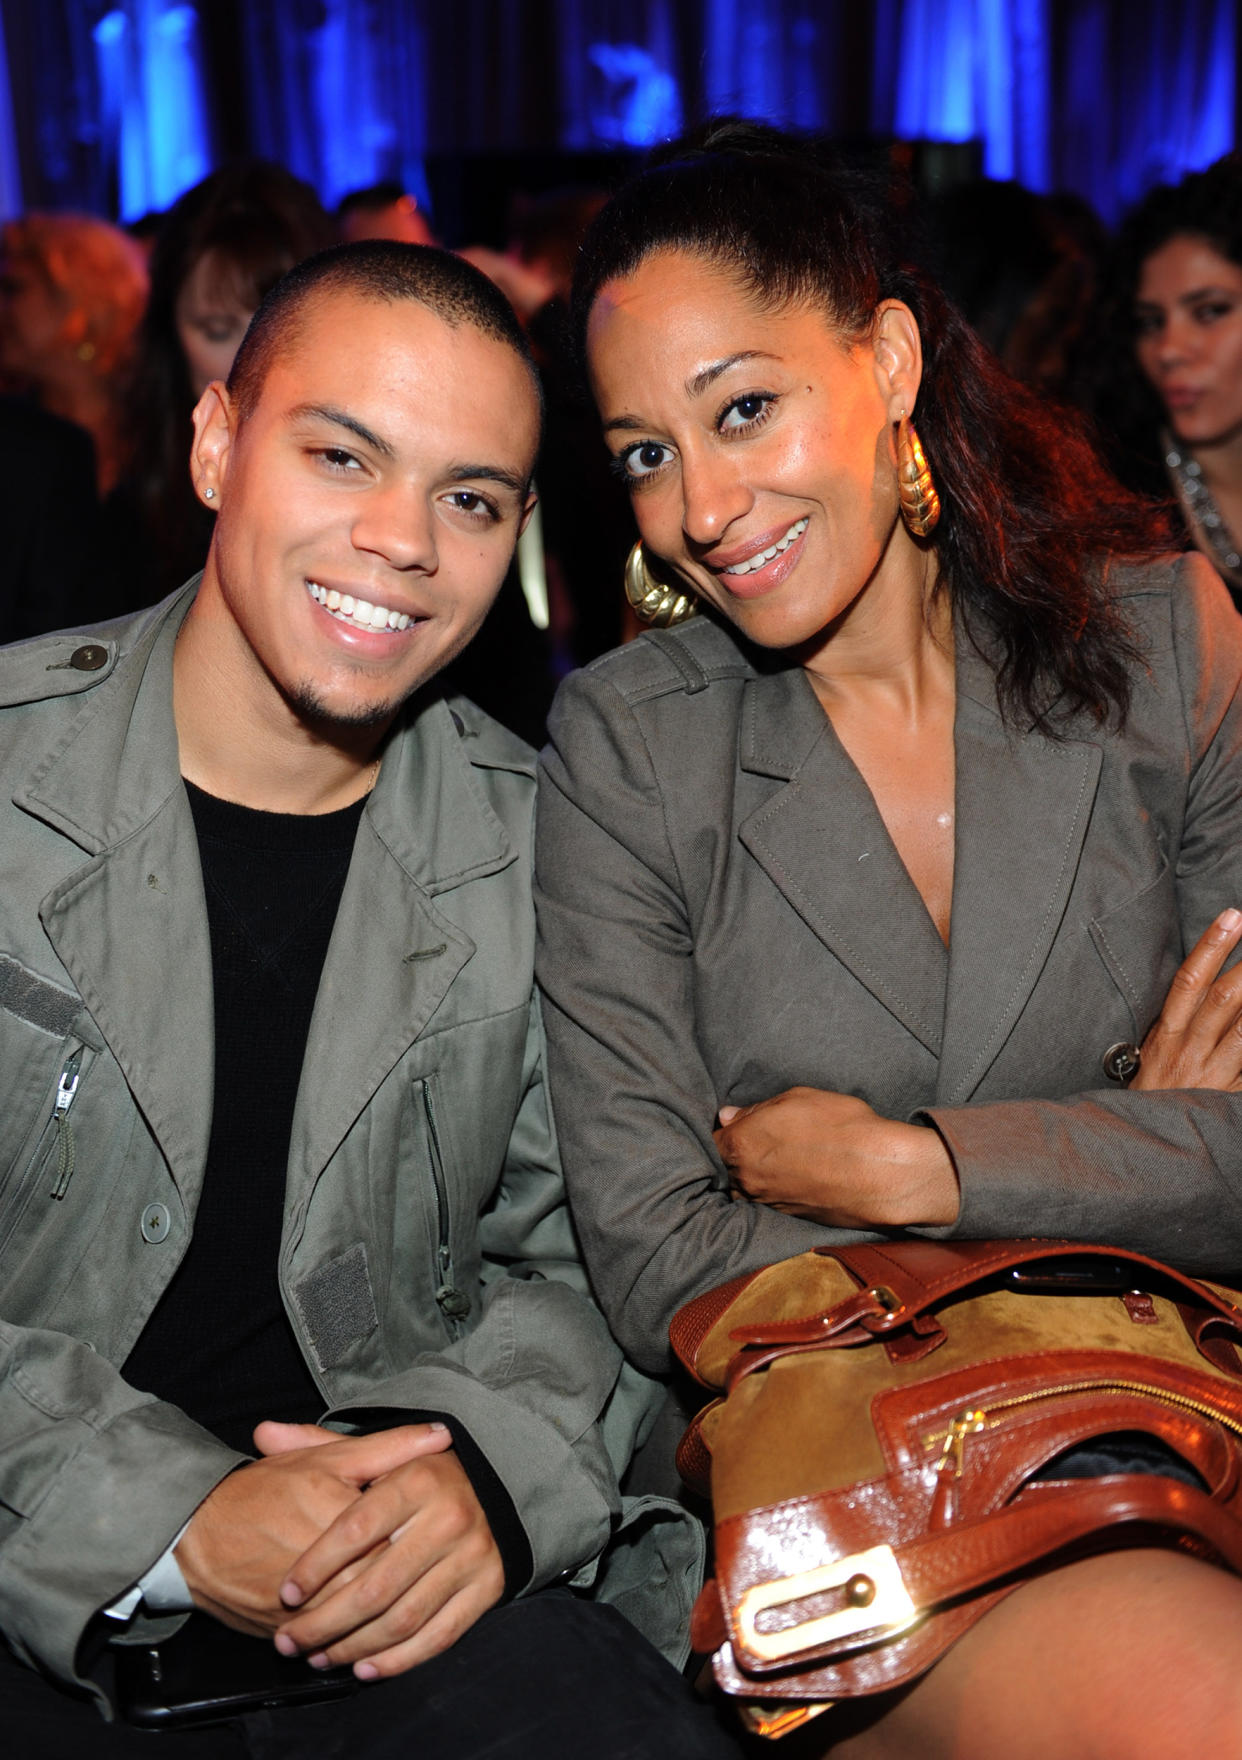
[447,490,499,520]
[318,449,361,472]
[619,441,673,481]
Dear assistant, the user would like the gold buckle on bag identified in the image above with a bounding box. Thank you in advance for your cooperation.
[734,1544,919,1663]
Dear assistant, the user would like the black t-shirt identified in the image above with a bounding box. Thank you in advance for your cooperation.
[123,784,364,1453]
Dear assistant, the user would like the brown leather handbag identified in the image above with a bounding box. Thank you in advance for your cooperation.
[671,1239,1242,1740]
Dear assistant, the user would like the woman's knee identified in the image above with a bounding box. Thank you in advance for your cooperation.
[811,1549,1242,1760]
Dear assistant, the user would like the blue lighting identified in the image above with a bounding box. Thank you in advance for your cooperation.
[94,0,210,220]
[586,42,682,146]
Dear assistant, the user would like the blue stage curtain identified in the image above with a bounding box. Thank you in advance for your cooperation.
[871,0,1052,188]
[92,0,211,219]
[239,0,427,210]
[1058,0,1235,220]
[872,0,1233,220]
[1,1,1236,222]
[0,7,22,219]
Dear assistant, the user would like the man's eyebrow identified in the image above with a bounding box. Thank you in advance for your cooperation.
[286,403,395,458]
[449,463,529,497]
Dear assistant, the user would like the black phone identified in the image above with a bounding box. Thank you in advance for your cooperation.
[1006,1255,1144,1294]
[112,1612,359,1728]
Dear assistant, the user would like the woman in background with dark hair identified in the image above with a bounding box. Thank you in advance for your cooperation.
[123,161,333,602]
[1092,154,1242,605]
[536,122,1242,1756]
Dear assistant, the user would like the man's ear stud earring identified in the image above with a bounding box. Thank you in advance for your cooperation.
[203,487,216,500]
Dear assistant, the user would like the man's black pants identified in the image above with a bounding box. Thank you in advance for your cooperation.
[3,1592,742,1758]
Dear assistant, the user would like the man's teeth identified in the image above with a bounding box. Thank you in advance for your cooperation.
[306,581,413,630]
[723,517,809,576]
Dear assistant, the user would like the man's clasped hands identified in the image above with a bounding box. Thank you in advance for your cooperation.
[175,1420,503,1682]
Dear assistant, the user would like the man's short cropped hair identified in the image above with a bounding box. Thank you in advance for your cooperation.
[226,239,541,425]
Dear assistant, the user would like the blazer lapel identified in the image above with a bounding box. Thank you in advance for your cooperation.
[285,698,516,1209]
[738,668,946,1056]
[936,644,1102,1105]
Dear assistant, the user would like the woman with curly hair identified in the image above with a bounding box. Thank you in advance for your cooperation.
[1093,154,1242,605]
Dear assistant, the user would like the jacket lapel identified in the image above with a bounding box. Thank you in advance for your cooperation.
[738,667,947,1056]
[17,591,216,1205]
[285,697,518,1208]
[935,643,1102,1104]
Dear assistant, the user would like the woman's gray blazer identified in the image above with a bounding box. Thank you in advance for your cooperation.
[535,553,1242,1374]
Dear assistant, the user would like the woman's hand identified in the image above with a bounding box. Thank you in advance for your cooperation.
[714,1086,959,1228]
[1133,908,1242,1090]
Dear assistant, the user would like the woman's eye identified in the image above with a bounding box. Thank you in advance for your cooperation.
[618,441,673,481]
[719,393,774,432]
[1133,309,1164,338]
[1194,301,1235,325]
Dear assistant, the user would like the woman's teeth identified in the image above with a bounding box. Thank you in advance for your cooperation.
[306,580,413,631]
[723,517,809,577]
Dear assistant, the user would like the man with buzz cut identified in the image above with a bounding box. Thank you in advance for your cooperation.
[0,243,736,1758]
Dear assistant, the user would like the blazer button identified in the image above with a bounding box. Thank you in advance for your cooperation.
[1101,1042,1142,1084]
[69,643,108,671]
[140,1202,171,1243]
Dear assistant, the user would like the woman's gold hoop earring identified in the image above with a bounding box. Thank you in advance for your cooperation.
[896,415,941,538]
[623,542,698,628]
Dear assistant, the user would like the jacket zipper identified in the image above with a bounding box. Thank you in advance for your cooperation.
[0,1045,87,1257]
[48,1050,83,1199]
[421,1080,471,1334]
[925,1378,1242,1479]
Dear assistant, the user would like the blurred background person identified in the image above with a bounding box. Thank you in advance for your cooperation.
[1089,155,1242,607]
[336,181,436,246]
[0,213,146,640]
[122,161,333,606]
[0,212,146,495]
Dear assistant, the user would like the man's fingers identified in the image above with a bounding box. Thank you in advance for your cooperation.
[278,1442,458,1609]
[280,1475,415,1608]
[291,1556,501,1676]
[347,1582,496,1679]
[252,1420,340,1456]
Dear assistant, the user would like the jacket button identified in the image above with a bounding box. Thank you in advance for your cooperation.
[1101,1041,1141,1084]
[140,1202,171,1243]
[69,644,108,671]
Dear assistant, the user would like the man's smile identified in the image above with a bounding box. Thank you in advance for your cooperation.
[305,579,421,632]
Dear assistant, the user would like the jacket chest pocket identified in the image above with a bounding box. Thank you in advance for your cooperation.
[1088,851,1180,1040]
[410,1074,473,1338]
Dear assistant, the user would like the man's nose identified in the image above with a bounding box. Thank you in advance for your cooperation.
[351,480,438,572]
